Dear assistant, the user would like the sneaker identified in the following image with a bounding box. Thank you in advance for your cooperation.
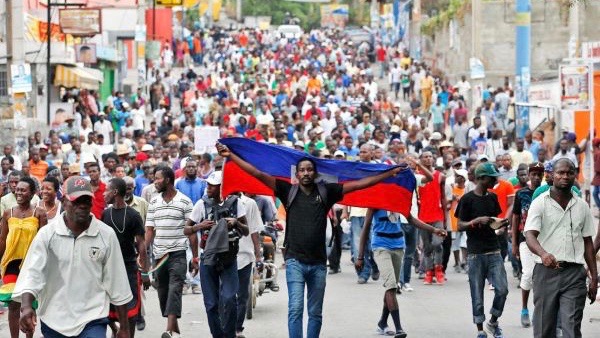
[161,332,173,338]
[476,331,488,338]
[136,317,146,331]
[191,285,201,294]
[485,321,504,338]
[328,268,341,274]
[423,270,434,285]
[394,330,408,338]
[236,332,246,338]
[182,284,190,295]
[375,325,395,336]
[418,272,425,279]
[357,277,368,284]
[454,265,462,273]
[396,283,402,295]
[372,271,380,281]
[488,284,495,290]
[556,328,563,337]
[521,309,531,328]
[402,283,414,292]
[512,269,519,278]
[434,265,445,285]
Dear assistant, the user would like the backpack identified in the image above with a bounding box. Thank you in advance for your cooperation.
[284,182,335,248]
[202,195,240,267]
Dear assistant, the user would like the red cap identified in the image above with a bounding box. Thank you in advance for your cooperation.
[135,152,149,162]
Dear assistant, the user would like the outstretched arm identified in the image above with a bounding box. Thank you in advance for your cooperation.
[342,166,403,194]
[216,142,276,191]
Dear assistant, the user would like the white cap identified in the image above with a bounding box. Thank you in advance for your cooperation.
[390,125,400,133]
[334,150,345,157]
[454,169,468,180]
[294,141,305,148]
[81,152,97,164]
[478,126,487,134]
[206,171,223,185]
[141,144,154,152]
[430,132,442,141]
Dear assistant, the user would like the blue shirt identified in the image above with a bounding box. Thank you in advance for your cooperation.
[134,175,149,197]
[175,177,206,205]
[338,146,359,160]
[371,209,405,250]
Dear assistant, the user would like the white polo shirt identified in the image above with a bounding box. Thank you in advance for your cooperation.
[524,190,595,265]
[12,213,132,336]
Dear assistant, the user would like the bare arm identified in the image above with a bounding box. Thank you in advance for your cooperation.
[457,217,491,232]
[0,210,9,260]
[525,230,558,269]
[343,167,402,194]
[594,220,600,254]
[439,173,448,224]
[584,236,598,303]
[512,212,521,257]
[114,304,130,337]
[251,232,261,261]
[144,226,155,254]
[409,157,433,184]
[135,234,148,272]
[407,214,447,236]
[357,208,374,262]
[216,142,276,190]
[36,209,48,228]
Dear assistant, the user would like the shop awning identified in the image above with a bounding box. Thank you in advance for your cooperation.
[54,65,104,90]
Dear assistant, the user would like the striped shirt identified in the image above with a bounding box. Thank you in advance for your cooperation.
[146,191,193,259]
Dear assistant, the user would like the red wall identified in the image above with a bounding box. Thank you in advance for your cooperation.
[145,8,173,46]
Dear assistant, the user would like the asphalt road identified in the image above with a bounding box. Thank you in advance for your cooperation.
[3,250,599,338]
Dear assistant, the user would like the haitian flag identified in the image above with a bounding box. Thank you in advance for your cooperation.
[220,138,416,216]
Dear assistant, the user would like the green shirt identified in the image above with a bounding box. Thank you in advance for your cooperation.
[532,183,581,200]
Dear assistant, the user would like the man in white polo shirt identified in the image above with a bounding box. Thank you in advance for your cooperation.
[13,176,132,338]
[525,158,597,338]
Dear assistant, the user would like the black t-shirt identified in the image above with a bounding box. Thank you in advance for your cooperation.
[102,206,145,262]
[275,180,343,264]
[454,191,502,254]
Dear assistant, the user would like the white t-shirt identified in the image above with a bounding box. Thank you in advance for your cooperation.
[237,195,261,269]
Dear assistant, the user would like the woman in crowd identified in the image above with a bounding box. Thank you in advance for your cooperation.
[0,176,48,338]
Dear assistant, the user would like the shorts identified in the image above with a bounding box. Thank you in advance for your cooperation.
[519,241,536,291]
[373,248,404,290]
[109,262,141,320]
[451,231,467,251]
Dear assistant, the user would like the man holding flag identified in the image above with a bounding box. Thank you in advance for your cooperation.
[216,140,407,338]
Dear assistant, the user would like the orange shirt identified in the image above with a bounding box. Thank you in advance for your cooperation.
[489,179,515,218]
[307,78,321,94]
[450,185,465,232]
[29,160,48,182]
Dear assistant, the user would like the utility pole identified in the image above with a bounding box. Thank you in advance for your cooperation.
[515,0,531,138]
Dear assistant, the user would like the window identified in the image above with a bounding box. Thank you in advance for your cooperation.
[0,64,8,97]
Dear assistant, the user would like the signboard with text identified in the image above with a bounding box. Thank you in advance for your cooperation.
[59,8,102,36]
[11,63,32,93]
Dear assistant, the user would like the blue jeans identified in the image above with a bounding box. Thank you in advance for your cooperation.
[350,216,378,280]
[200,261,239,338]
[41,318,108,337]
[400,223,417,284]
[468,252,509,324]
[593,185,600,210]
[236,263,253,333]
[286,259,327,338]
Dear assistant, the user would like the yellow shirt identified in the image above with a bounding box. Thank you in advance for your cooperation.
[420,76,434,90]
[1,209,40,276]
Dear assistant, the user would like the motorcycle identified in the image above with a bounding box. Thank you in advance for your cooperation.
[246,222,282,320]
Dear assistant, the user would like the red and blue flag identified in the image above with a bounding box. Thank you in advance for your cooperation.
[219,138,416,216]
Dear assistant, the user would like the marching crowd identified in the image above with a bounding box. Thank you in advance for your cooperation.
[0,26,599,338]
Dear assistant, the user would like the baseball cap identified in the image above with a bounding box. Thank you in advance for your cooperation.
[206,171,223,185]
[475,162,501,178]
[478,154,489,162]
[294,141,305,148]
[528,161,544,173]
[454,169,468,180]
[334,150,345,157]
[439,141,453,149]
[430,132,442,141]
[135,152,149,162]
[478,126,487,134]
[451,159,462,167]
[141,144,154,152]
[544,161,554,172]
[63,176,94,201]
[69,163,81,174]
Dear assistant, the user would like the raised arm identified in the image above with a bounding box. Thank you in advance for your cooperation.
[343,166,403,194]
[216,142,276,191]
[408,156,433,184]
